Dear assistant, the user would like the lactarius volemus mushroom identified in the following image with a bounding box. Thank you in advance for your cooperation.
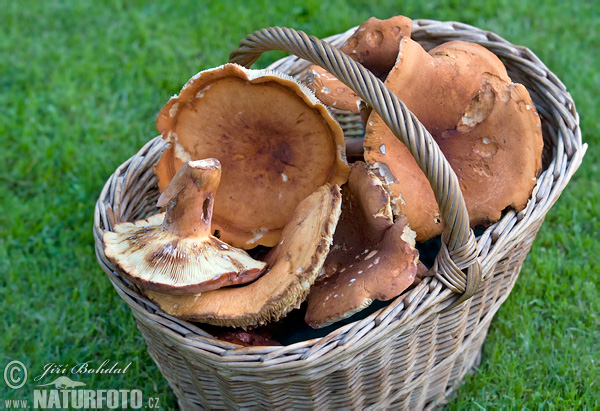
[103,159,266,295]
[339,15,413,79]
[304,65,366,114]
[302,64,369,162]
[364,38,544,241]
[305,163,419,328]
[146,184,342,328]
[154,63,349,249]
[299,16,413,162]
[303,16,413,109]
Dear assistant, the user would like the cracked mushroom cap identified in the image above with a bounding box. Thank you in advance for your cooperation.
[339,15,413,78]
[305,162,419,328]
[145,184,342,328]
[435,74,544,226]
[364,38,543,240]
[103,159,266,295]
[154,63,349,249]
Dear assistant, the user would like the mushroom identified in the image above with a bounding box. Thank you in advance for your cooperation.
[303,16,413,117]
[214,330,282,347]
[363,38,543,241]
[103,159,266,295]
[339,15,413,79]
[437,74,544,227]
[304,65,366,114]
[305,162,419,329]
[145,184,342,328]
[345,136,365,163]
[154,63,349,249]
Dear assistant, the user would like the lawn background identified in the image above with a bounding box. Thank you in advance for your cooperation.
[1,0,598,409]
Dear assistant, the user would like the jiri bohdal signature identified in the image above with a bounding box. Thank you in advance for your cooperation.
[33,360,132,382]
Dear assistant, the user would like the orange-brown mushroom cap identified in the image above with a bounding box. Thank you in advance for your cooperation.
[318,162,394,280]
[155,63,349,249]
[103,160,267,295]
[437,74,544,226]
[339,15,413,78]
[305,163,419,328]
[145,184,342,328]
[304,65,365,114]
[364,38,543,240]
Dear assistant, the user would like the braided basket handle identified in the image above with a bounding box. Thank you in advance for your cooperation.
[229,27,482,307]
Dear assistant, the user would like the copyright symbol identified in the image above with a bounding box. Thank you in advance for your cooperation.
[4,360,28,389]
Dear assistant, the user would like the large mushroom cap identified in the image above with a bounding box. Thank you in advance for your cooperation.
[339,15,413,78]
[364,38,543,240]
[155,63,349,249]
[436,74,544,226]
[146,184,342,328]
[381,39,510,134]
[103,160,267,295]
[305,163,419,328]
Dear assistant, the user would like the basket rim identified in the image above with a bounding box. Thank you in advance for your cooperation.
[93,18,586,363]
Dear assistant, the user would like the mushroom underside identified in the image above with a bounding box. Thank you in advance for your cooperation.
[146,184,343,328]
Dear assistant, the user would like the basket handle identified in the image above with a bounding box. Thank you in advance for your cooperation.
[229,27,482,307]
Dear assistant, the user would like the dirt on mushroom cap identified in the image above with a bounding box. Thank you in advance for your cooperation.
[304,65,365,113]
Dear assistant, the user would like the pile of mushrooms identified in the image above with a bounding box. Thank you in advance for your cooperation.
[305,15,544,241]
[103,15,544,343]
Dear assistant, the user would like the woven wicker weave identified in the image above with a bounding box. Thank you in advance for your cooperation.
[93,19,585,409]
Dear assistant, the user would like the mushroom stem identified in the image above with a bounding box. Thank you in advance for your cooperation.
[103,157,267,294]
[345,137,364,162]
[158,159,221,238]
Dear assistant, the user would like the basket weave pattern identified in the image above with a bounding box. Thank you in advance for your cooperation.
[93,20,584,409]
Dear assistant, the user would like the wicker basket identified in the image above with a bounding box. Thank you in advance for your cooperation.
[93,20,585,409]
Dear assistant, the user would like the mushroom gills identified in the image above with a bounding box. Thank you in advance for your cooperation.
[103,159,267,295]
[146,183,343,328]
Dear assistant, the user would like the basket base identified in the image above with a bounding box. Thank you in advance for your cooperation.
[424,345,484,410]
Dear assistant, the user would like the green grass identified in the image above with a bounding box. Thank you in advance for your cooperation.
[1,0,598,409]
